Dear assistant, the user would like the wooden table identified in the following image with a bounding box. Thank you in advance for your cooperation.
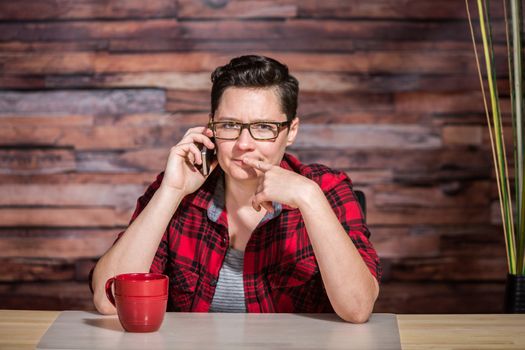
[0,310,524,350]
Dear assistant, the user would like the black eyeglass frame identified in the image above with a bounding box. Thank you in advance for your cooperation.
[208,120,291,141]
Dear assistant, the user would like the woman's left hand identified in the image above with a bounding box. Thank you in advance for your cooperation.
[241,157,319,213]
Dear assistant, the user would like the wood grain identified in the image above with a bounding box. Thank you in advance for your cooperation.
[0,282,95,311]
[0,229,118,259]
[0,208,131,227]
[375,282,505,314]
[0,0,509,315]
[0,0,177,20]
[0,258,76,282]
[2,311,525,350]
[0,20,476,42]
[0,51,481,75]
[0,90,165,115]
[0,184,143,208]
[0,149,76,175]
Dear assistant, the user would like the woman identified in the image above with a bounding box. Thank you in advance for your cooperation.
[91,55,381,323]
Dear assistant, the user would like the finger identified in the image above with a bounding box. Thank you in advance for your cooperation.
[252,197,262,212]
[204,127,214,137]
[242,157,272,172]
[252,197,273,213]
[186,150,195,165]
[260,201,274,213]
[184,142,202,165]
[183,126,206,137]
[195,134,216,150]
[252,192,274,213]
[181,133,215,150]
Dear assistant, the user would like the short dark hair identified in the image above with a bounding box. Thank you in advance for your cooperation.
[210,55,299,121]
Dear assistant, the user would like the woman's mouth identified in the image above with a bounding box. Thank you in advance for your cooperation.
[232,158,259,167]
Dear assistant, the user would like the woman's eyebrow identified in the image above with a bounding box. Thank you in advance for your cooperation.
[214,117,282,122]
[214,116,241,121]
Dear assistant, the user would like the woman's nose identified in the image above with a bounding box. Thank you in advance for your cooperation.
[235,127,255,150]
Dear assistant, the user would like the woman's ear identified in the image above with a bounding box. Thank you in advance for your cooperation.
[286,117,300,146]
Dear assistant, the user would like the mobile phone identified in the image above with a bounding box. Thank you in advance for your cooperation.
[196,138,216,176]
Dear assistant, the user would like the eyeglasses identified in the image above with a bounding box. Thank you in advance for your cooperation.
[209,120,291,141]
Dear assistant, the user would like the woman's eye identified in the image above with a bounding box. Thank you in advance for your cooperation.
[223,122,239,129]
[254,123,274,130]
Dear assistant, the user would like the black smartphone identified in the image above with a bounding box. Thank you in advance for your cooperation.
[196,137,216,176]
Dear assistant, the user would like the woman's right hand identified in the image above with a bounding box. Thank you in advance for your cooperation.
[160,126,216,195]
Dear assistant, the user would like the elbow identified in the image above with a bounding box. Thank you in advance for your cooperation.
[93,293,117,315]
[334,288,378,324]
[336,306,372,324]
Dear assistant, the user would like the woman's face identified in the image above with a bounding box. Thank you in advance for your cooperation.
[213,87,299,182]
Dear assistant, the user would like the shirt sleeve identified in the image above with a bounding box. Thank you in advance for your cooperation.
[324,175,382,282]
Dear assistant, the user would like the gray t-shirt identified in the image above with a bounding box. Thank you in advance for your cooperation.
[209,247,246,313]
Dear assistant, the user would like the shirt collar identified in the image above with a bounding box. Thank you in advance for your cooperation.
[189,155,299,223]
[206,172,284,224]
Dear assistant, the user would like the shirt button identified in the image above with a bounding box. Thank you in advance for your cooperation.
[221,237,227,246]
[210,279,218,286]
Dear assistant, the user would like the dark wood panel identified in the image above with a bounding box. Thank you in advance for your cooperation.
[295,124,441,150]
[0,124,189,150]
[395,92,510,114]
[0,282,95,311]
[0,208,131,227]
[0,90,165,115]
[367,207,491,226]
[0,41,110,53]
[370,227,441,259]
[0,183,143,208]
[0,0,501,21]
[0,280,506,313]
[375,282,505,314]
[166,90,209,112]
[0,75,46,89]
[0,39,503,55]
[177,0,472,20]
[0,172,157,185]
[71,142,490,174]
[298,0,477,19]
[0,0,177,20]
[0,149,76,175]
[177,0,296,19]
[0,20,477,43]
[0,229,118,259]
[294,147,491,173]
[370,224,505,260]
[388,256,507,281]
[107,38,488,53]
[0,258,75,282]
[75,149,167,173]
[0,0,509,315]
[372,181,492,208]
[1,51,486,76]
[0,114,94,127]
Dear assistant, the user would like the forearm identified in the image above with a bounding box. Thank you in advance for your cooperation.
[92,185,184,314]
[298,183,379,323]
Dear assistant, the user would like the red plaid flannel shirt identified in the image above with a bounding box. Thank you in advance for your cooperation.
[104,153,381,313]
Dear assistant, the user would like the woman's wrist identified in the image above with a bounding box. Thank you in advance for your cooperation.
[295,180,325,212]
[158,182,186,202]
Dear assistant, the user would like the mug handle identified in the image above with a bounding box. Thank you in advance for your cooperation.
[105,277,116,307]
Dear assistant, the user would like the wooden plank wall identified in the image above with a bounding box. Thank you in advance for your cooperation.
[0,0,510,313]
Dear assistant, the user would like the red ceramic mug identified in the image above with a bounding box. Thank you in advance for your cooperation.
[105,273,169,332]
